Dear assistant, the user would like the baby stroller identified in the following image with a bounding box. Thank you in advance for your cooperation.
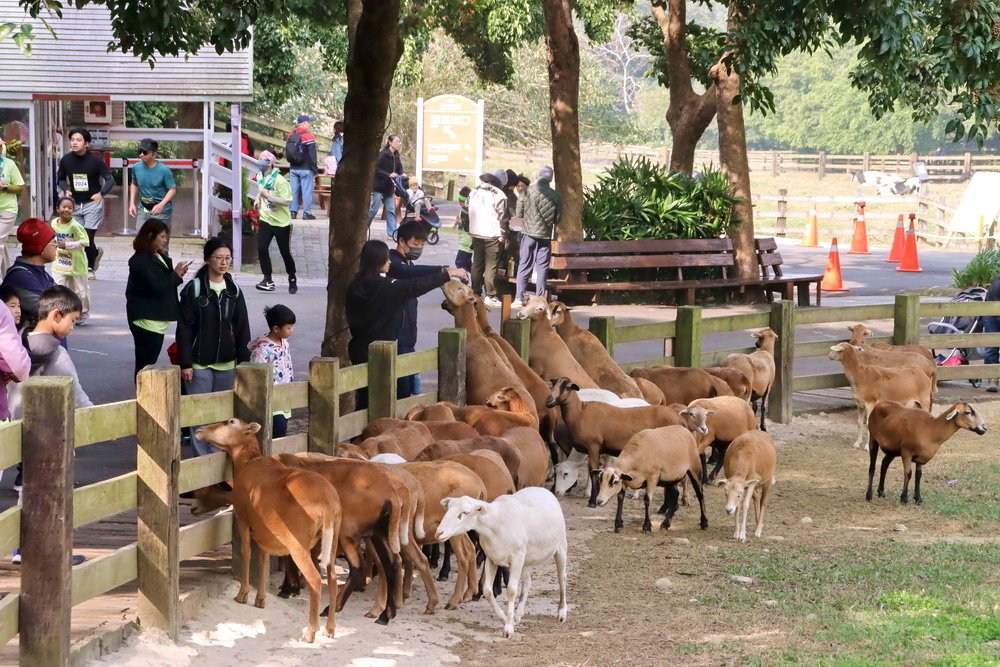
[393,175,442,245]
[927,286,987,387]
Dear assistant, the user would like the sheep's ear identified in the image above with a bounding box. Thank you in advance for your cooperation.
[706,410,717,416]
[247,422,262,434]
[744,479,760,489]
[569,383,580,392]
[846,325,854,332]
[751,331,761,339]
[714,478,727,487]
[864,328,872,336]
[475,504,488,515]
[620,473,633,482]
[945,409,958,421]
[678,409,690,417]
[440,497,454,508]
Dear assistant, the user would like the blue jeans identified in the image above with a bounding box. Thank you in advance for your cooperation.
[185,368,235,456]
[983,315,1000,365]
[515,236,552,301]
[368,191,397,238]
[289,169,314,215]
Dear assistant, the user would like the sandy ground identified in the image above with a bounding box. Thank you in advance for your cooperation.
[92,391,999,666]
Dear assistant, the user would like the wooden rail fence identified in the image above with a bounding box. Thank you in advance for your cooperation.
[3,295,1000,664]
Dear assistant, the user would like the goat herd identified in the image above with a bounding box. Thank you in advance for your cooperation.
[191,282,988,644]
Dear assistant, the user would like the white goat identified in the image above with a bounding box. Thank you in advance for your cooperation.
[437,488,568,638]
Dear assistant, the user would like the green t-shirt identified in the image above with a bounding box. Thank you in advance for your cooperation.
[256,171,292,228]
[192,282,236,371]
[131,161,177,214]
[132,254,171,333]
[0,158,25,214]
[50,218,90,276]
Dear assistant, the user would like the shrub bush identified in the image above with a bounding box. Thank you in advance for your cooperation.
[582,156,740,241]
[952,249,1000,289]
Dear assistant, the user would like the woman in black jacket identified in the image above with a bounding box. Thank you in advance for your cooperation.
[125,218,190,379]
[175,237,251,455]
[347,239,465,408]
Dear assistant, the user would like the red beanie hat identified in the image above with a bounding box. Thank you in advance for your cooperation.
[16,218,56,256]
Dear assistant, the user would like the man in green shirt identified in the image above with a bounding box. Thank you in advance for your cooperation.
[0,141,26,276]
[253,150,297,294]
[128,138,177,229]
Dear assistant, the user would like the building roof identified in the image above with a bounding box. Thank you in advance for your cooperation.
[0,0,253,101]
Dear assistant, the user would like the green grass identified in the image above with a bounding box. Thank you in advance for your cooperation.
[686,542,1000,665]
[925,461,1000,526]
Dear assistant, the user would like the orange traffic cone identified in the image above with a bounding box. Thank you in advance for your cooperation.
[886,214,905,262]
[801,208,818,247]
[896,216,923,272]
[821,237,849,292]
[848,201,871,254]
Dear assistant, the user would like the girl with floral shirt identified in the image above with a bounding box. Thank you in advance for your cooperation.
[248,304,295,436]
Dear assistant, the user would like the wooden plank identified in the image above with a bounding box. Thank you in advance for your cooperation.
[136,365,181,639]
[893,294,921,345]
[19,377,74,667]
[366,342,397,422]
[180,391,233,427]
[619,356,675,370]
[920,333,1000,348]
[338,363,368,393]
[73,472,137,528]
[551,238,732,255]
[0,592,18,647]
[793,304,894,325]
[179,513,233,561]
[501,318,531,361]
[338,410,368,442]
[937,365,1000,381]
[178,453,231,494]
[792,373,849,392]
[550,253,734,271]
[75,400,137,447]
[589,316,616,357]
[702,311,771,333]
[701,347,756,367]
[920,301,1000,317]
[397,392,437,418]
[0,421,21,471]
[794,339,848,358]
[769,301,795,423]
[308,358,340,455]
[234,364,274,450]
[70,543,138,606]
[616,321,675,343]
[437,329,467,405]
[273,433,309,455]
[675,307,702,368]
[396,349,438,377]
[273,381,307,414]
[0,505,20,557]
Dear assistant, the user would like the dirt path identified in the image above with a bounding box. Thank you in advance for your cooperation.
[93,399,1000,666]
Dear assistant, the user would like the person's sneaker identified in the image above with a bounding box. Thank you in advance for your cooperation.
[255,278,276,292]
[302,212,316,221]
[11,549,19,565]
[87,268,96,280]
[290,211,298,220]
[76,313,89,326]
[288,276,298,295]
[988,379,998,393]
[483,296,503,309]
[71,554,86,566]
[93,247,104,272]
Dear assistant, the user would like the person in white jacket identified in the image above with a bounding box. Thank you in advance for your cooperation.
[468,170,510,308]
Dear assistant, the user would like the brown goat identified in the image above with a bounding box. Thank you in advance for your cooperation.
[704,367,753,402]
[628,366,720,406]
[414,436,522,485]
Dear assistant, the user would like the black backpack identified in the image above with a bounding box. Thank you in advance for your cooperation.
[284,131,307,167]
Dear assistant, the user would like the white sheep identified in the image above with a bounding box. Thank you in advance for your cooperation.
[370,453,408,464]
[436,488,568,638]
[717,431,777,543]
[577,387,650,407]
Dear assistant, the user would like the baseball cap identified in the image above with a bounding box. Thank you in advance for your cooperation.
[138,138,158,153]
[297,114,312,123]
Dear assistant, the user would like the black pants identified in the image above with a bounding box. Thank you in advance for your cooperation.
[257,221,296,280]
[272,414,288,438]
[85,228,99,270]
[129,321,165,380]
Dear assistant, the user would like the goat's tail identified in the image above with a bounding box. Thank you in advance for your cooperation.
[318,516,336,572]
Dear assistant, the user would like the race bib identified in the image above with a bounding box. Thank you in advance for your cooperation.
[72,173,88,191]
[56,249,74,271]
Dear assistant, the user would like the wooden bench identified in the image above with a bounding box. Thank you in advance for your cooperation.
[755,238,824,306]
[514,237,822,306]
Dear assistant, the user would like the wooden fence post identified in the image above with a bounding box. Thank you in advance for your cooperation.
[19,377,74,667]
[588,316,616,356]
[500,295,513,323]
[776,188,788,237]
[438,328,467,406]
[308,357,339,455]
[818,151,827,179]
[963,152,972,174]
[232,363,274,580]
[768,301,794,424]
[863,152,870,171]
[136,366,181,640]
[367,341,397,421]
[674,306,702,368]
[770,150,778,177]
[893,294,920,345]
[502,317,531,361]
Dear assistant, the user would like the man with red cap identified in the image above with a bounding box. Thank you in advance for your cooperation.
[0,218,57,322]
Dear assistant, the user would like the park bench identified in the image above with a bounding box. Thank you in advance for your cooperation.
[517,237,822,306]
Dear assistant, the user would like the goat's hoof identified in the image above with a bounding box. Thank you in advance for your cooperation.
[587,501,597,508]
[558,607,567,622]
[445,601,459,610]
[700,518,709,530]
[660,522,671,531]
[254,598,265,609]
[320,606,330,618]
[915,497,923,505]
[613,523,623,533]
[423,607,435,615]
[302,629,316,644]
[321,626,335,638]
[641,523,652,533]
[472,592,483,601]
[877,491,885,498]
[375,612,391,625]
[437,574,449,582]
[900,496,909,505]
[364,610,377,619]
[234,592,248,604]
[865,493,873,502]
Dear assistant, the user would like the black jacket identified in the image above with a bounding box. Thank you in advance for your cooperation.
[346,269,449,363]
[987,275,1000,301]
[388,248,445,349]
[175,267,251,369]
[373,147,403,195]
[125,252,182,323]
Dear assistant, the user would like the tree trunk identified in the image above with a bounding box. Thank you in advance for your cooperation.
[322,0,404,362]
[653,0,717,176]
[542,0,584,242]
[711,58,757,283]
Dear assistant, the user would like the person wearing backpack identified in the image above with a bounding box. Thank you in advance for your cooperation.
[284,114,318,220]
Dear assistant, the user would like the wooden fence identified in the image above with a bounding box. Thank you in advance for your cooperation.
[4,295,1000,664]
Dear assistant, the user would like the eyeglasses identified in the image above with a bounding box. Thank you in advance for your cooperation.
[209,255,233,263]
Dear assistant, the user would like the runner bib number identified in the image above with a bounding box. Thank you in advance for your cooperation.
[56,249,74,271]
[72,173,88,192]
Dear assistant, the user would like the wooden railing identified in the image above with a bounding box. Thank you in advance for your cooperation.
[7,295,1000,664]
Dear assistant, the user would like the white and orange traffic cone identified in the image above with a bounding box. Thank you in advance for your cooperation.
[821,237,849,292]
[801,208,818,247]
[848,201,871,254]
[886,214,905,262]
[896,215,923,272]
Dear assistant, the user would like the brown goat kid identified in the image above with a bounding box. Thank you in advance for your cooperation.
[195,419,341,643]
[866,401,987,505]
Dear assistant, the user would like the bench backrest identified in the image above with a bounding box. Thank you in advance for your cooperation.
[755,238,785,279]
[549,238,735,272]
